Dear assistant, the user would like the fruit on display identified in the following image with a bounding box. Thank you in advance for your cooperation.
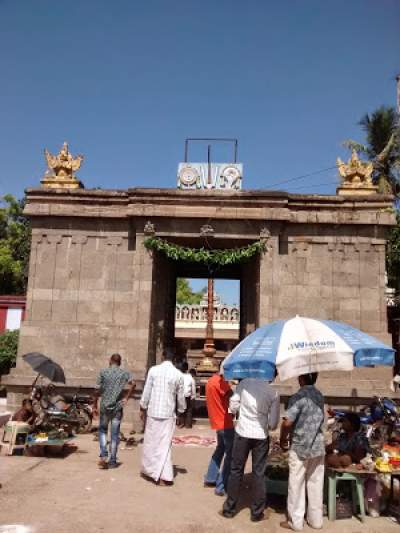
[375,457,392,473]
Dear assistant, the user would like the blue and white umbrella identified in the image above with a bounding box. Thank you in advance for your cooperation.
[223,316,395,382]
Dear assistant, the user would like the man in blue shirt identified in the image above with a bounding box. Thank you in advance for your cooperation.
[279,373,325,531]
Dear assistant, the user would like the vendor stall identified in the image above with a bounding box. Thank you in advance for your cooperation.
[1,422,74,456]
[263,434,400,523]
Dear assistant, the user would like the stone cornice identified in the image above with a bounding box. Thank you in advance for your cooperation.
[23,187,396,227]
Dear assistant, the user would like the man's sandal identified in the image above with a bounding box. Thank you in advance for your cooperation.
[98,458,108,469]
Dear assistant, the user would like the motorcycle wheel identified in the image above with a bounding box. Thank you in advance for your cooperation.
[76,408,92,433]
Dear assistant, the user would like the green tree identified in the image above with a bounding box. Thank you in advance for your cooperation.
[176,278,206,305]
[387,210,400,290]
[0,194,31,295]
[0,329,19,376]
[344,106,400,195]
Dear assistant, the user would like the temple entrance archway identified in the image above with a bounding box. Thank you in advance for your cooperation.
[5,184,396,409]
[147,240,260,371]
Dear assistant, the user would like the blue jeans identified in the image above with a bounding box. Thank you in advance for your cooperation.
[99,409,122,465]
[204,428,235,494]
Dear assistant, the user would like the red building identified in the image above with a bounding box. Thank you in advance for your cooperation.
[0,296,26,333]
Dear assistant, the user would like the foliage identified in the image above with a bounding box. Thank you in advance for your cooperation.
[144,237,266,266]
[176,278,206,305]
[344,106,400,196]
[387,210,400,290]
[0,329,19,376]
[0,194,31,295]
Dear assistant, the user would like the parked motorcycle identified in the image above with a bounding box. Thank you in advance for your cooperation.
[63,392,93,434]
[31,385,93,434]
[327,396,400,445]
[32,400,81,436]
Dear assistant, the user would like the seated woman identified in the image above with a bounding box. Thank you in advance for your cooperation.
[12,398,36,425]
[326,412,369,467]
[326,412,381,517]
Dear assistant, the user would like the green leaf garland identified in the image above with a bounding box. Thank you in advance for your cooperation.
[144,236,266,266]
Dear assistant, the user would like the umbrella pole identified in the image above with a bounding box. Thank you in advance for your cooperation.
[30,374,40,398]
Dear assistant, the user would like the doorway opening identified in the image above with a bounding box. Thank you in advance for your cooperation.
[175,277,240,365]
[148,245,260,402]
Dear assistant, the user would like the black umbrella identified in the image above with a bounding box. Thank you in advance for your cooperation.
[23,352,66,383]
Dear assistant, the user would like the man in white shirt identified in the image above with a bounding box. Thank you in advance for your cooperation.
[221,378,280,522]
[140,349,185,485]
[180,362,196,428]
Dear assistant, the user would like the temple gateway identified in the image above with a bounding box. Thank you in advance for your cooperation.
[4,143,398,416]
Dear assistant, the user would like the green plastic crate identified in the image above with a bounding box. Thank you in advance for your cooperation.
[265,477,288,496]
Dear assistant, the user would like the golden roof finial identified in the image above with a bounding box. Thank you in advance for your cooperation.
[336,150,377,196]
[41,142,84,189]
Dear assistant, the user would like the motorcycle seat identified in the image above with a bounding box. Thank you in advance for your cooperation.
[64,394,91,403]
[76,395,92,402]
[63,394,74,402]
[47,408,67,416]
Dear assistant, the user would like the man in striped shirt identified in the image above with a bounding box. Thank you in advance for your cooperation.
[221,378,280,522]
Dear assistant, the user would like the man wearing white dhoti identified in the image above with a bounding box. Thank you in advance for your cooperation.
[140,349,185,485]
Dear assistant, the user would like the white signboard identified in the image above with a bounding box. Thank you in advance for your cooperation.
[177,163,243,190]
[6,308,23,330]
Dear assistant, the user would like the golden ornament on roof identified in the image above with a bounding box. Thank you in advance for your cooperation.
[336,150,377,196]
[41,142,84,189]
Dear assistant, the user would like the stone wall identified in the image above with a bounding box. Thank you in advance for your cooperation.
[259,225,391,396]
[9,217,154,390]
[261,232,387,337]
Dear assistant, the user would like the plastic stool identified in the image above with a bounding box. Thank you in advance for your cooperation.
[1,421,30,455]
[327,469,366,522]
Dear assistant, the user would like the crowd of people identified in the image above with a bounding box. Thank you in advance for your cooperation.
[90,350,378,530]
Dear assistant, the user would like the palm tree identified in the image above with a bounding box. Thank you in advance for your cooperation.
[344,106,400,196]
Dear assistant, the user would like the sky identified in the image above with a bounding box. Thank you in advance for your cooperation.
[0,0,399,303]
[187,279,240,307]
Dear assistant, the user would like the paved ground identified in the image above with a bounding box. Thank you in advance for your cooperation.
[0,423,399,533]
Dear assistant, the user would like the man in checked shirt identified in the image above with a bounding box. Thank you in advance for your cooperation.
[221,377,280,522]
[140,348,185,485]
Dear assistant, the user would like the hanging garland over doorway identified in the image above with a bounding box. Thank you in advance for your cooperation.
[144,236,266,266]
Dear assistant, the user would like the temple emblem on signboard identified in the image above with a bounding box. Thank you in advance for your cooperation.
[177,138,243,190]
[177,163,243,190]
[41,142,84,189]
